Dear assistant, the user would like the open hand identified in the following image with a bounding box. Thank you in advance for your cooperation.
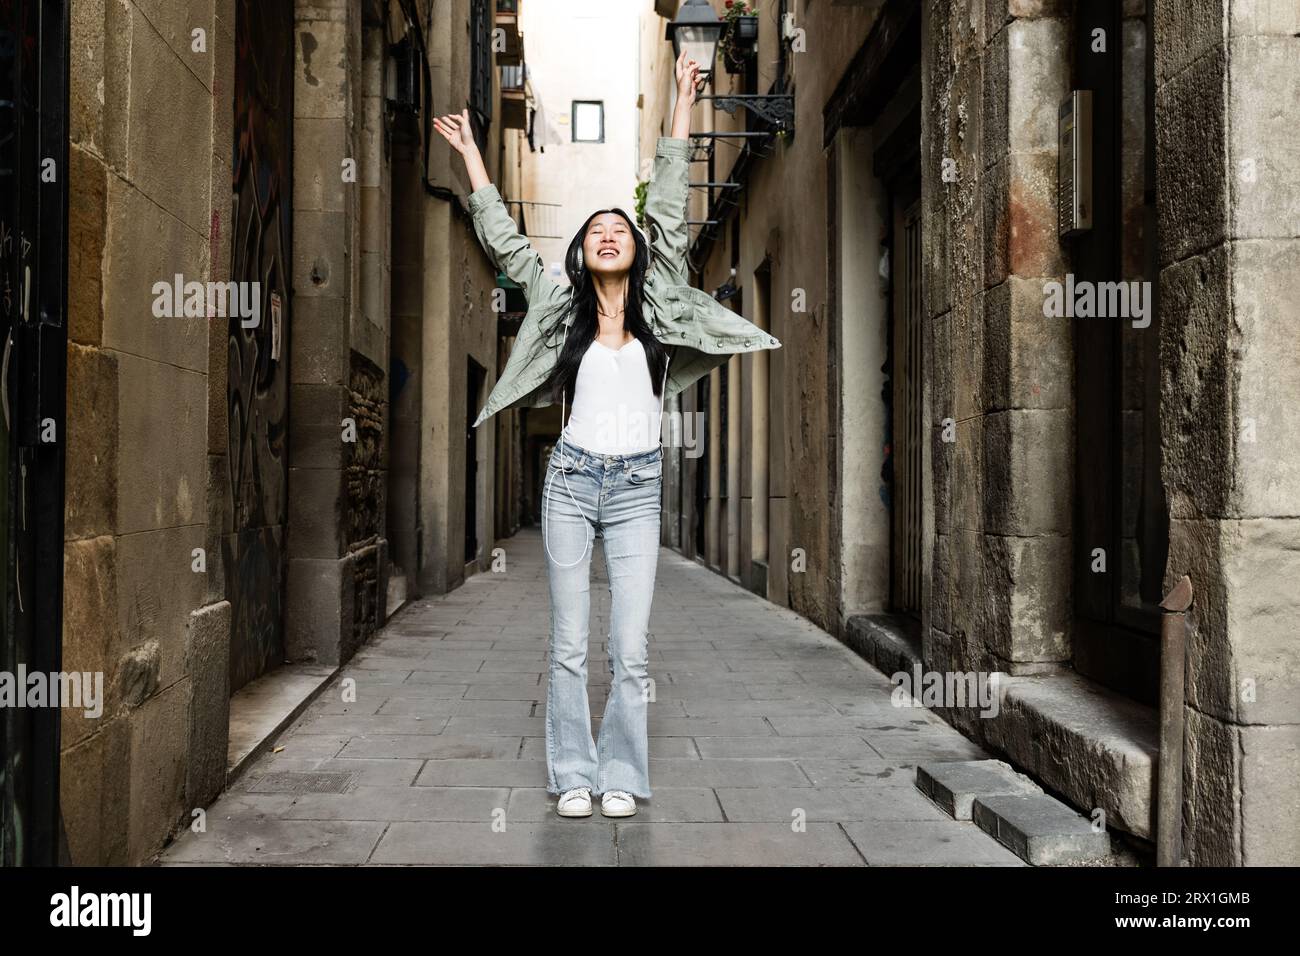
[674,48,702,107]
[433,108,477,155]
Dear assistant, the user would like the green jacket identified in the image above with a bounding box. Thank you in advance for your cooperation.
[467,135,781,428]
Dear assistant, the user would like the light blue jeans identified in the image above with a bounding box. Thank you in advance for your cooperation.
[541,438,663,799]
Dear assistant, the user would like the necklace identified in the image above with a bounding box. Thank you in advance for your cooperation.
[597,306,624,318]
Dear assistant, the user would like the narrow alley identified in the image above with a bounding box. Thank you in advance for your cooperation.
[1,0,1293,924]
[157,530,1019,866]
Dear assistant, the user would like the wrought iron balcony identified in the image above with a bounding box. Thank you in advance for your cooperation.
[504,199,563,239]
[501,62,527,129]
[495,0,522,65]
[501,62,526,93]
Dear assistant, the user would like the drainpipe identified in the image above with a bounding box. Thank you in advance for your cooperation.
[1157,574,1192,867]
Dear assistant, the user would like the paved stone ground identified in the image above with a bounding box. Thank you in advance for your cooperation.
[157,528,1022,866]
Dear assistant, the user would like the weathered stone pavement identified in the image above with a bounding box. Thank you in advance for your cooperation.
[157,528,1022,866]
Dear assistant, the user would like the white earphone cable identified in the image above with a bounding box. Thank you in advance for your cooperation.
[542,317,670,570]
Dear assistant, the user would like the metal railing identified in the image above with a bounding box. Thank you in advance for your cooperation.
[504,199,563,239]
[500,62,527,92]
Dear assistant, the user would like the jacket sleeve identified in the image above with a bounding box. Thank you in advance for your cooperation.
[642,136,692,288]
[467,183,565,309]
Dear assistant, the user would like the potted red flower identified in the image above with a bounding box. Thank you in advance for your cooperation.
[720,0,758,74]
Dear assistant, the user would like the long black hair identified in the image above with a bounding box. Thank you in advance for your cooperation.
[540,207,670,407]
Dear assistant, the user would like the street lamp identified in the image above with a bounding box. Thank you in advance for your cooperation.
[665,0,794,138]
[665,0,723,77]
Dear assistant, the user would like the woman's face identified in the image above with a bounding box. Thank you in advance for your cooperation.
[582,213,635,276]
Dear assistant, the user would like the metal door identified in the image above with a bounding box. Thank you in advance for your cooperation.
[0,0,69,866]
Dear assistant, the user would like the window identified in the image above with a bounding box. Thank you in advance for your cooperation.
[572,101,604,143]
[469,0,492,151]
[1071,0,1166,705]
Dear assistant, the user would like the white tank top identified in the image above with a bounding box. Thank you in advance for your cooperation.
[563,336,661,454]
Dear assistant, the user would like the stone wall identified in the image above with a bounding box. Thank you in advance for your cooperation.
[285,0,391,669]
[63,0,235,865]
[1154,0,1300,866]
[640,0,1299,867]
[919,0,1300,864]
[672,0,882,628]
[923,0,1073,698]
[413,0,502,595]
[61,0,399,865]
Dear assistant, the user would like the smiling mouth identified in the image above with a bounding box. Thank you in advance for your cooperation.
[598,249,618,259]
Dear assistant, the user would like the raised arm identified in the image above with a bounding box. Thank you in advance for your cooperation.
[669,49,700,141]
[435,108,561,308]
[435,108,492,191]
[644,51,701,289]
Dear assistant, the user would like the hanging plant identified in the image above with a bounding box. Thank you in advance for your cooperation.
[634,179,649,228]
[719,0,759,75]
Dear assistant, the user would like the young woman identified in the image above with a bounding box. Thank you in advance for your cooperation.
[435,49,780,820]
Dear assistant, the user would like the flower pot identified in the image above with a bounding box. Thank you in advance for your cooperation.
[721,14,757,73]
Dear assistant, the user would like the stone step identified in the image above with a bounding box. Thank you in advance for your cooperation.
[844,613,922,677]
[986,673,1157,840]
[972,792,1113,866]
[916,759,1042,820]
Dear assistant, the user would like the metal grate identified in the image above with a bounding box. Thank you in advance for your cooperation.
[247,771,357,794]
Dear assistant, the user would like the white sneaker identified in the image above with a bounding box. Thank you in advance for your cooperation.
[600,790,636,817]
[557,786,593,817]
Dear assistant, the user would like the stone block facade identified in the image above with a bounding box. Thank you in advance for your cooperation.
[59,0,517,864]
[643,0,1299,864]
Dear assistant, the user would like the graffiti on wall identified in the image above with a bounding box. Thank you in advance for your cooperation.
[347,350,386,652]
[225,0,293,693]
